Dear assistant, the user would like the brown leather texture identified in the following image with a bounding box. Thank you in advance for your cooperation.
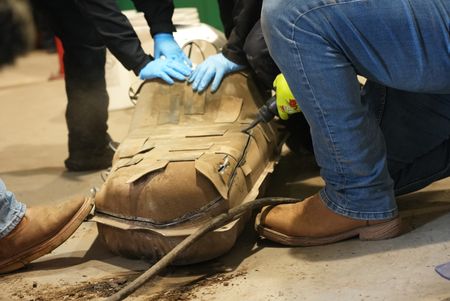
[95,62,284,264]
[255,194,403,246]
[0,197,93,274]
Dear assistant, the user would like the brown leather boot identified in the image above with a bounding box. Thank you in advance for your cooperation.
[0,197,94,274]
[255,193,403,246]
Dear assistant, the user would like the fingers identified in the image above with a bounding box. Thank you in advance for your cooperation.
[188,68,199,84]
[161,60,191,84]
[188,54,239,93]
[155,39,192,68]
[164,66,187,81]
[138,60,177,85]
[168,60,192,77]
[158,72,174,85]
[180,52,193,67]
[139,56,193,86]
[191,64,208,91]
[210,70,225,93]
[197,67,216,92]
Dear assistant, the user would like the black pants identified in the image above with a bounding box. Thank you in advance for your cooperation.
[33,0,109,156]
[243,20,279,93]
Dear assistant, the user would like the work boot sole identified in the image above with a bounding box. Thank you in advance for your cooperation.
[255,213,403,247]
[0,197,94,274]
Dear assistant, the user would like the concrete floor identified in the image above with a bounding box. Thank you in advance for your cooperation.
[0,52,450,301]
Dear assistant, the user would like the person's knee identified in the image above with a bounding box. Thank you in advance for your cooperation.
[261,0,318,46]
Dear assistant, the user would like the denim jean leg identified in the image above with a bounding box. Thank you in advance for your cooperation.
[0,179,26,239]
[262,0,450,219]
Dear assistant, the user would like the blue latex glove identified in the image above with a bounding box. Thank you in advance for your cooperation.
[188,53,245,93]
[153,33,192,67]
[139,58,192,85]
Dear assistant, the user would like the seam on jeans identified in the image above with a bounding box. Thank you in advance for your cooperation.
[289,1,366,196]
[321,189,398,216]
[378,90,387,123]
[0,203,26,239]
[291,0,368,28]
[289,24,341,176]
[289,0,369,206]
[375,87,387,124]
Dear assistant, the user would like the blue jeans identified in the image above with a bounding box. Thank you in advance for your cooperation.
[0,179,26,239]
[262,0,450,220]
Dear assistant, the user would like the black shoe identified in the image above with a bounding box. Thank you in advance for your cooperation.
[65,142,118,172]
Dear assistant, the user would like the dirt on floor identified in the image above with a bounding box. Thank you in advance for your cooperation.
[9,272,138,301]
[6,269,248,301]
[146,270,247,301]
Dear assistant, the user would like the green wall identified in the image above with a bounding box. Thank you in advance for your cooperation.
[116,0,134,10]
[116,0,223,31]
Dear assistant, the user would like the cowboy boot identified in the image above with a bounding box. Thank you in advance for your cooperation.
[0,197,93,274]
[255,193,403,246]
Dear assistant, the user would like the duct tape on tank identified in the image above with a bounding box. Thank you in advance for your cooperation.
[126,159,169,184]
[91,212,241,237]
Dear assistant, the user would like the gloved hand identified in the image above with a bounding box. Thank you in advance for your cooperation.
[139,58,192,85]
[273,73,301,120]
[153,33,192,67]
[188,53,245,93]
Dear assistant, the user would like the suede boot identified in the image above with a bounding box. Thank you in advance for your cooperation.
[0,197,93,274]
[255,193,403,246]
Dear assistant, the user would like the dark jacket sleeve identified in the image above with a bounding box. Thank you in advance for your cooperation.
[75,0,151,75]
[217,0,236,39]
[132,0,176,36]
[221,0,262,66]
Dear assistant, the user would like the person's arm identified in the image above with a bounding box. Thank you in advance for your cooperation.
[132,0,175,36]
[75,0,150,75]
[217,0,236,39]
[222,0,262,66]
[189,0,262,93]
[132,0,191,66]
[75,0,191,82]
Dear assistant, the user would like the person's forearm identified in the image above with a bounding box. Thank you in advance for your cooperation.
[75,0,151,75]
[132,0,175,36]
[222,0,262,66]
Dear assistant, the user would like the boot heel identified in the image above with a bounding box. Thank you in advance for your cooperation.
[359,217,403,240]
